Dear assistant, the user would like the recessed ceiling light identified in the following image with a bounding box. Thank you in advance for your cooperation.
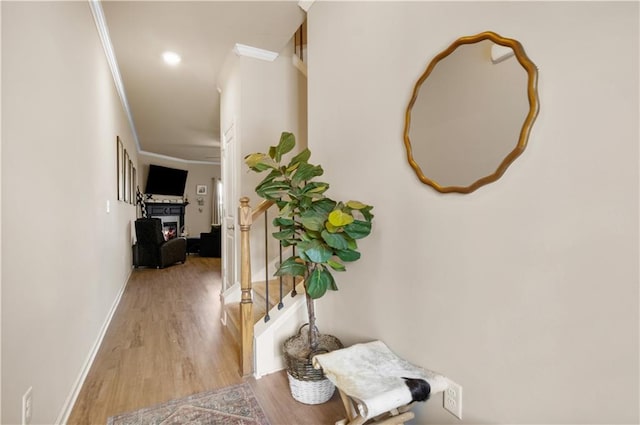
[162,51,181,66]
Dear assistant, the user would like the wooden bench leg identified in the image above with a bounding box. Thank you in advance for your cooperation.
[335,389,415,425]
[371,411,414,425]
[336,388,363,425]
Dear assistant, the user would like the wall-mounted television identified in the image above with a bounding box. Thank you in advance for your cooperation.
[144,164,188,196]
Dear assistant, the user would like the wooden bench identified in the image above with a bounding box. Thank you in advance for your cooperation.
[312,340,449,425]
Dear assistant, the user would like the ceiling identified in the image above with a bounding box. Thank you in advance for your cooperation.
[101,1,306,164]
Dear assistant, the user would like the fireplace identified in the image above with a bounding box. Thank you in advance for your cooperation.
[146,202,186,239]
[159,215,180,240]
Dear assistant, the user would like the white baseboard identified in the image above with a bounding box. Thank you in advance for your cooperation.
[55,269,131,424]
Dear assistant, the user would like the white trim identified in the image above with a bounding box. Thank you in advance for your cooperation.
[233,43,279,62]
[90,1,221,166]
[297,0,315,12]
[55,270,131,425]
[88,0,141,154]
[139,150,220,165]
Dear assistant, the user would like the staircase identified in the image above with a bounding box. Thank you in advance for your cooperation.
[223,198,307,377]
[224,276,297,344]
[224,19,310,377]
[293,19,307,76]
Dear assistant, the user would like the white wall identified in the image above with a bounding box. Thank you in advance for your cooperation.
[219,40,306,284]
[308,2,638,423]
[240,39,307,207]
[1,2,137,423]
[137,154,221,235]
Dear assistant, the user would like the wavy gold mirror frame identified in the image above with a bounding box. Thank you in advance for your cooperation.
[404,31,539,194]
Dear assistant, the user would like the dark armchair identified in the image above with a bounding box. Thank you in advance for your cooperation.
[199,225,221,257]
[133,218,187,268]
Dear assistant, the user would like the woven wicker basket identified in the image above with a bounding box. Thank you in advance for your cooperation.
[287,372,336,405]
[283,324,343,404]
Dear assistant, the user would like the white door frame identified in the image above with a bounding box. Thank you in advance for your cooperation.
[221,121,239,296]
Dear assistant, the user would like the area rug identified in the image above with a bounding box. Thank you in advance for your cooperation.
[107,383,270,425]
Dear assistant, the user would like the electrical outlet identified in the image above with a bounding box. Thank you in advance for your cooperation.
[443,380,462,419]
[22,387,33,425]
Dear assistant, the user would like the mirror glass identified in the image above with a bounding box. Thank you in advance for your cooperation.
[404,32,539,193]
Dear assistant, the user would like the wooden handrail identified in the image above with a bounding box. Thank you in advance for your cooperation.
[251,199,274,221]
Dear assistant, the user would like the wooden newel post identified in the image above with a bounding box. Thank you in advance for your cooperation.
[238,197,254,377]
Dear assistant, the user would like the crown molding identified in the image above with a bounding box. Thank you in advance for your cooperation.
[88,0,141,153]
[139,150,220,166]
[233,43,279,62]
[89,1,220,166]
[298,0,315,12]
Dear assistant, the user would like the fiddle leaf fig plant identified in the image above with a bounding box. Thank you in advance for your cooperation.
[245,132,374,350]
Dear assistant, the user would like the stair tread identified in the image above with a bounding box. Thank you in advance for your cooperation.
[225,276,302,341]
[253,277,297,309]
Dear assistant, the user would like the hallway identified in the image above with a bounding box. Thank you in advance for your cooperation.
[68,256,344,424]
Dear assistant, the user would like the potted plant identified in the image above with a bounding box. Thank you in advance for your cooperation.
[245,132,374,404]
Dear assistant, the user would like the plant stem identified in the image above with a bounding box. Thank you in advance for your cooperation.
[305,291,319,351]
[304,265,319,351]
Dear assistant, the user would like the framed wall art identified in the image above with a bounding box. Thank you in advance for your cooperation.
[196,184,207,195]
[124,150,130,203]
[117,136,124,201]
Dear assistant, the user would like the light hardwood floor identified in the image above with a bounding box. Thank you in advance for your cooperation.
[68,256,345,424]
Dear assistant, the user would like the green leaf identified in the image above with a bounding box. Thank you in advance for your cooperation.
[299,195,313,209]
[276,257,306,277]
[306,268,330,299]
[273,217,295,227]
[264,168,283,181]
[328,210,354,227]
[272,228,295,241]
[255,173,278,192]
[327,270,338,290]
[360,206,374,222]
[288,148,311,167]
[270,132,295,162]
[245,153,277,172]
[311,198,337,215]
[321,230,348,250]
[325,221,338,233]
[292,162,324,186]
[301,182,329,195]
[299,240,332,263]
[298,250,310,262]
[336,249,361,262]
[327,259,346,272]
[344,220,372,239]
[256,181,290,200]
[305,229,322,240]
[285,161,301,173]
[346,200,368,210]
[300,210,326,232]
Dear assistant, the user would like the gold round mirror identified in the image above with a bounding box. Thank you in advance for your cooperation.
[404,31,539,194]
